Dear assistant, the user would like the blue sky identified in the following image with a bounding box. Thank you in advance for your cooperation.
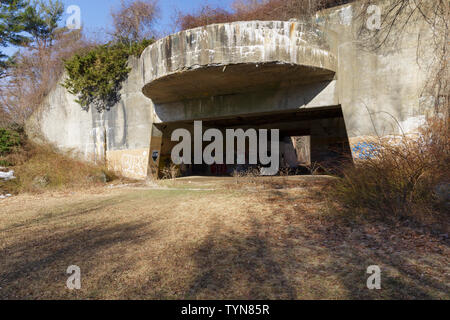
[61,0,234,36]
[3,0,234,55]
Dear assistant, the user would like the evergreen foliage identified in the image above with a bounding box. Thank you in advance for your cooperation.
[62,39,153,112]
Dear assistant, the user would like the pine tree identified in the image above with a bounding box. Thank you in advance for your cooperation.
[0,0,29,77]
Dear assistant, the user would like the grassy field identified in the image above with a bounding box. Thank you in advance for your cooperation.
[0,177,448,300]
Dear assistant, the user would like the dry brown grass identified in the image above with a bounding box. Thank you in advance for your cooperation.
[0,141,119,195]
[330,117,450,225]
[0,177,448,300]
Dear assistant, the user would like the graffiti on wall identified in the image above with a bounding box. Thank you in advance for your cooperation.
[107,149,149,179]
[352,142,378,160]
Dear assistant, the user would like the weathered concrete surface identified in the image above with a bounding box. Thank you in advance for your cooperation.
[142,1,437,162]
[141,20,336,103]
[27,57,154,179]
[153,80,338,123]
[28,0,439,179]
[316,1,436,157]
[107,148,149,180]
[143,63,334,104]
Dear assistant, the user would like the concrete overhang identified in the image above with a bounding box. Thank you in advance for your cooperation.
[141,21,337,104]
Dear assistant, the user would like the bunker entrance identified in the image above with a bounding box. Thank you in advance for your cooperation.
[151,106,352,179]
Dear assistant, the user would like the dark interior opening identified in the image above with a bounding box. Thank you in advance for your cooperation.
[154,106,352,178]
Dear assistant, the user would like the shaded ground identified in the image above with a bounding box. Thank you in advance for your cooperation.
[0,176,448,299]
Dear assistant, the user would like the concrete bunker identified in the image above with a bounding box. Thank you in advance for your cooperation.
[26,4,437,180]
[150,107,352,178]
[141,21,351,178]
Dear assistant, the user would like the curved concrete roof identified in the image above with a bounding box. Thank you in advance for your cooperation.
[141,21,336,103]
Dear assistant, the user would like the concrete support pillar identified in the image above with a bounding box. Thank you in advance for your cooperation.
[310,117,352,166]
[147,124,163,179]
[292,136,311,165]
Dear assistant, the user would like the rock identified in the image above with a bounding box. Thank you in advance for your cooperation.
[0,170,15,181]
[99,172,107,183]
[88,172,107,183]
[32,175,50,188]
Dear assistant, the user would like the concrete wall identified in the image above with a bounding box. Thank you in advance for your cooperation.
[27,57,154,180]
[153,80,338,123]
[316,0,435,157]
[27,0,438,179]
[141,20,336,92]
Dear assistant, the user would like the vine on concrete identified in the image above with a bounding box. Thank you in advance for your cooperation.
[62,39,154,112]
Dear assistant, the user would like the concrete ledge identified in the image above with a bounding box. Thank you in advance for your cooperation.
[153,80,339,123]
[141,21,337,103]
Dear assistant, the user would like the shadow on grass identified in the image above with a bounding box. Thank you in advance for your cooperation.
[0,197,122,233]
[0,204,157,299]
[0,187,448,299]
[320,225,450,299]
[181,191,448,299]
[185,219,297,299]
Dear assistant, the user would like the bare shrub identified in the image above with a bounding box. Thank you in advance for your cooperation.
[232,0,350,21]
[0,139,119,194]
[176,5,233,31]
[0,107,11,128]
[326,0,449,225]
[306,161,323,175]
[230,167,260,187]
[229,167,298,190]
[176,0,353,30]
[330,116,449,222]
[160,163,180,180]
[0,30,96,126]
[111,0,159,43]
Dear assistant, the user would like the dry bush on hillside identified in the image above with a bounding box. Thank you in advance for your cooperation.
[327,0,449,224]
[0,30,96,126]
[331,116,449,222]
[175,5,234,31]
[111,0,160,43]
[0,139,118,194]
[176,0,353,30]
